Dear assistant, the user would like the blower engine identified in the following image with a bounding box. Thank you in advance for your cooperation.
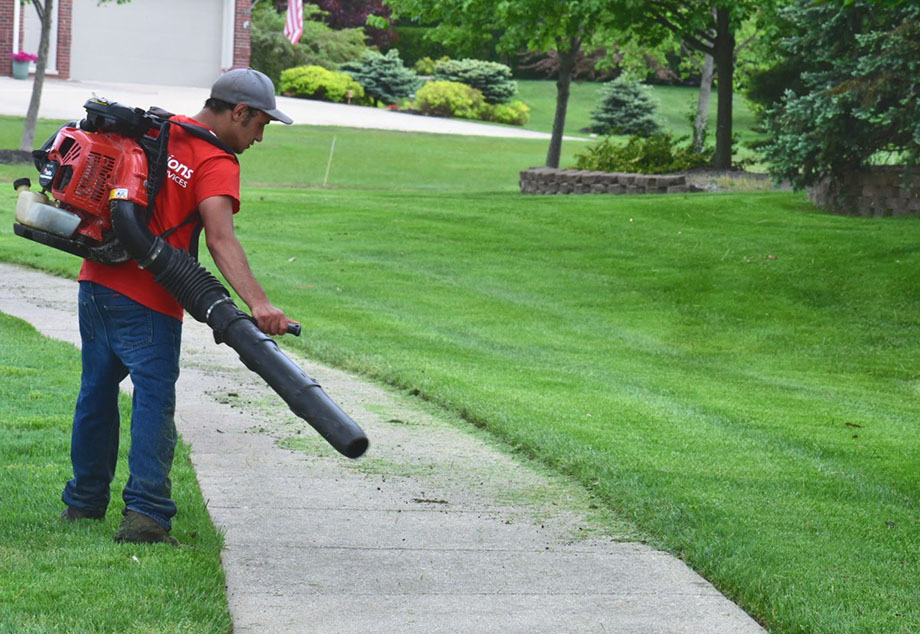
[13,98,368,459]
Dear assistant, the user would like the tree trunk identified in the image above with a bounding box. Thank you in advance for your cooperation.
[712,5,734,169]
[20,0,53,152]
[693,53,714,153]
[545,38,579,169]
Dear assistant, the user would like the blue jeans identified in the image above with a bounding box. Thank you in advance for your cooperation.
[62,281,182,530]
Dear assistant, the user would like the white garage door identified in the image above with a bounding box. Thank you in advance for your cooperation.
[70,0,232,87]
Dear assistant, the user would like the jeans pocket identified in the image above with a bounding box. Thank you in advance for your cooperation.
[103,303,154,350]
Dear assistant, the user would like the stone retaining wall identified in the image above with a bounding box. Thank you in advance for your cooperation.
[808,167,920,216]
[520,167,689,195]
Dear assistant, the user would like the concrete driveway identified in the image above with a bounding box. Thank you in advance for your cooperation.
[0,75,576,140]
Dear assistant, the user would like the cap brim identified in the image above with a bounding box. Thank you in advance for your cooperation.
[264,108,293,125]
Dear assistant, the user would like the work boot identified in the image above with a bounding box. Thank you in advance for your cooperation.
[60,506,105,521]
[114,511,179,546]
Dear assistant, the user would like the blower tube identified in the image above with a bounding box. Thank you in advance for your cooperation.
[110,200,369,459]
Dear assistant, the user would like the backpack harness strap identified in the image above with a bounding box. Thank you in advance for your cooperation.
[144,115,238,261]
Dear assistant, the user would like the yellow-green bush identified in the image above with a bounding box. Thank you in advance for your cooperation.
[413,55,450,76]
[414,80,484,119]
[280,65,366,104]
[481,100,530,126]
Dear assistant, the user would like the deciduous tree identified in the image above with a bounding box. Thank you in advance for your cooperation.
[314,0,394,48]
[617,1,764,169]
[383,0,621,168]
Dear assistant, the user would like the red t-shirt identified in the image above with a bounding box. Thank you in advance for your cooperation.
[79,115,240,320]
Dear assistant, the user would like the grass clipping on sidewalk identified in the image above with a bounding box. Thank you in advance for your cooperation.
[0,313,230,633]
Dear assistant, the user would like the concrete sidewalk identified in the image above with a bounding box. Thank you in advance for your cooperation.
[0,76,579,140]
[0,262,767,633]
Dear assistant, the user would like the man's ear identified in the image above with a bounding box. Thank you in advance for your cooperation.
[231,103,251,122]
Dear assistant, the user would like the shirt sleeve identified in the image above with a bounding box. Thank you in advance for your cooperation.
[194,154,241,214]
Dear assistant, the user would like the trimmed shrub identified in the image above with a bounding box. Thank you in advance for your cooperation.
[413,56,450,76]
[590,79,660,137]
[342,49,420,106]
[573,134,711,174]
[433,59,517,104]
[250,2,367,89]
[414,81,484,119]
[280,65,367,104]
[480,100,531,126]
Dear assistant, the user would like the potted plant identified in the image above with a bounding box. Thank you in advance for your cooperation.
[10,52,38,80]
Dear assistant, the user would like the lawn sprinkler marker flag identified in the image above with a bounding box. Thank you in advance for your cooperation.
[285,0,304,46]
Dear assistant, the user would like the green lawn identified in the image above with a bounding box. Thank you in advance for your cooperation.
[1,114,918,634]
[0,121,230,633]
[0,313,230,633]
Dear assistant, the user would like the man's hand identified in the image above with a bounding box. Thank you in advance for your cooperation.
[251,300,297,336]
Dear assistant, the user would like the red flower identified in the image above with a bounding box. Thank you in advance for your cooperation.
[10,52,38,63]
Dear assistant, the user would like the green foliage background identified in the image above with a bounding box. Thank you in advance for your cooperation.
[250,1,368,89]
[763,0,920,188]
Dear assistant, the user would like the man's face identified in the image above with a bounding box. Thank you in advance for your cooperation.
[229,106,272,154]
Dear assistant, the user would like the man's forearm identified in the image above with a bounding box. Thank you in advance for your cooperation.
[207,234,269,310]
[199,195,291,335]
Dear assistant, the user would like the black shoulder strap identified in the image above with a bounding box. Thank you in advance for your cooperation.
[144,119,171,222]
[167,119,239,162]
[147,116,238,260]
[159,212,204,260]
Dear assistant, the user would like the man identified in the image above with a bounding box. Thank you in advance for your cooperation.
[60,68,296,545]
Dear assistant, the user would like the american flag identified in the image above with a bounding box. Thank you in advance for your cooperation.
[284,0,304,46]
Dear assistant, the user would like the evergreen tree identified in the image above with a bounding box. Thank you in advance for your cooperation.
[589,79,660,137]
[432,59,517,105]
[763,1,920,189]
[342,50,421,106]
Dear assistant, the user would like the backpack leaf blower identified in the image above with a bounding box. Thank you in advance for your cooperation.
[12,98,369,459]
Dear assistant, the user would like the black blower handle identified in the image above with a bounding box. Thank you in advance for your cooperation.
[287,322,302,337]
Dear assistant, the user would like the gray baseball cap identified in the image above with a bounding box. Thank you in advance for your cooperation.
[210,68,293,125]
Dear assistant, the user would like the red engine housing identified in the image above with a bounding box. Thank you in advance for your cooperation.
[42,127,149,244]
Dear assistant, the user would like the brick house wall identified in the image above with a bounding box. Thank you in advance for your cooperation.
[0,0,12,77]
[56,0,71,78]
[0,0,66,78]
[233,0,251,68]
[4,0,249,80]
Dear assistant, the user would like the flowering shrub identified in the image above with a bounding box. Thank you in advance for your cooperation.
[10,52,38,63]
